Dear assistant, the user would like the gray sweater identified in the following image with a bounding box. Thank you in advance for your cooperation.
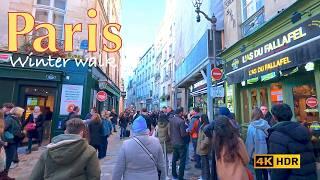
[112,135,166,180]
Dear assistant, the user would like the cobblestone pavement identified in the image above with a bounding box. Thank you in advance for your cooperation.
[9,128,201,180]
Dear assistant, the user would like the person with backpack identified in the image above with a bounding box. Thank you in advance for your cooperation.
[268,103,317,180]
[188,107,201,169]
[4,107,25,174]
[101,110,112,158]
[246,108,270,180]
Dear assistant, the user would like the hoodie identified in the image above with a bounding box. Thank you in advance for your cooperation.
[268,121,317,180]
[29,134,101,180]
[245,119,270,159]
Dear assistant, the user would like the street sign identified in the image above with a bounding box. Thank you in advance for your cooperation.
[97,91,107,102]
[121,91,126,97]
[211,68,223,81]
[306,97,318,108]
[80,40,88,50]
[211,86,224,98]
[0,53,12,63]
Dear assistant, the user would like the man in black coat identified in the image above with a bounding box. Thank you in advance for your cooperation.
[268,103,317,180]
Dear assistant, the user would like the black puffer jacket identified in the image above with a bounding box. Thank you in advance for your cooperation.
[268,121,317,180]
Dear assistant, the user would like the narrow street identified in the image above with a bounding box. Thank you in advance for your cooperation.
[9,128,201,180]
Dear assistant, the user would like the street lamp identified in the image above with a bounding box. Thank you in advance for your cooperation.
[192,0,217,121]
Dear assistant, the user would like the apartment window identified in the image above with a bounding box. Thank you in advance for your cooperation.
[34,0,66,39]
[241,0,265,36]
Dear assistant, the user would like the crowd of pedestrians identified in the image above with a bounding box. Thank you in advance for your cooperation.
[0,101,318,180]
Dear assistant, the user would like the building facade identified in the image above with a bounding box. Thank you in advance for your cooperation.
[0,0,122,138]
[222,0,320,133]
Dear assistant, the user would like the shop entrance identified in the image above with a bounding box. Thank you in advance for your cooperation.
[20,86,56,145]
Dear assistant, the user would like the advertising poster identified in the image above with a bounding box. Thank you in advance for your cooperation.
[59,84,83,115]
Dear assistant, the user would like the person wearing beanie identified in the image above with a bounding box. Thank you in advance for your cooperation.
[113,116,166,180]
[268,103,317,180]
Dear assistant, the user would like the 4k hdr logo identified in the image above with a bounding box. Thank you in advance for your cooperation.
[254,154,300,169]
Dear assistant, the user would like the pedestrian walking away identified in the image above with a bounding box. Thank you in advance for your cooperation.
[197,114,211,180]
[245,107,270,180]
[88,113,105,159]
[112,116,166,180]
[29,118,101,180]
[169,107,189,180]
[214,115,250,180]
[101,110,113,158]
[268,103,317,180]
[111,108,118,132]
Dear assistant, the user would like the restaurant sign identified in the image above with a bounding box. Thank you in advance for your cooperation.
[225,14,320,84]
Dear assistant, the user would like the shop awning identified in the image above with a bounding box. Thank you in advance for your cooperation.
[224,13,320,84]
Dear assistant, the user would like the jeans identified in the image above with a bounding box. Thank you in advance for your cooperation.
[172,144,188,180]
[201,155,210,180]
[255,169,268,180]
[120,126,126,138]
[192,138,201,167]
[112,123,117,132]
[91,144,104,159]
[5,143,18,171]
[100,136,108,158]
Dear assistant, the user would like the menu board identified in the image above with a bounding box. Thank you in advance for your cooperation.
[59,84,83,115]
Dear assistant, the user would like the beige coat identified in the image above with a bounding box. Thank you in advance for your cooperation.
[196,126,211,156]
[216,138,250,180]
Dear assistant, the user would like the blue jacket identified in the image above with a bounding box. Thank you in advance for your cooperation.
[245,119,270,159]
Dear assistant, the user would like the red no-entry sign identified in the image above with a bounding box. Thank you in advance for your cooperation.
[97,91,107,102]
[211,68,223,81]
[306,97,318,108]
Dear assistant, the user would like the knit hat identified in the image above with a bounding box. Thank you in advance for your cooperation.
[218,107,232,118]
[132,116,148,134]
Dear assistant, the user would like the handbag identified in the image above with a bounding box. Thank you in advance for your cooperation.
[133,137,161,180]
[25,122,36,131]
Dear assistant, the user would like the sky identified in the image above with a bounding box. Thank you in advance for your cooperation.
[121,0,165,86]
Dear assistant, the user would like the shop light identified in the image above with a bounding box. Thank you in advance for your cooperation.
[261,72,276,82]
[247,77,259,84]
[305,62,314,71]
[241,81,246,86]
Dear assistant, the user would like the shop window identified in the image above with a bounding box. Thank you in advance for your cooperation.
[260,88,268,107]
[37,0,50,6]
[251,89,258,108]
[242,90,250,123]
[270,83,283,105]
[293,84,318,124]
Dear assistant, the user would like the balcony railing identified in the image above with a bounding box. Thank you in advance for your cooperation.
[241,7,265,37]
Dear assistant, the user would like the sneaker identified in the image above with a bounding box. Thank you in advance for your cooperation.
[10,162,18,169]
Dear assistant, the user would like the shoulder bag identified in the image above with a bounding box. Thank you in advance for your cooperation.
[133,137,161,180]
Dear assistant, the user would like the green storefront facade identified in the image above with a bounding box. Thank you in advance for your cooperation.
[0,51,120,138]
[222,0,320,130]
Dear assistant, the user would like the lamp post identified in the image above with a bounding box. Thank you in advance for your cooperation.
[192,0,217,121]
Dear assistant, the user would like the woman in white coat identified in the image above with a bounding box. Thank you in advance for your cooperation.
[112,116,166,180]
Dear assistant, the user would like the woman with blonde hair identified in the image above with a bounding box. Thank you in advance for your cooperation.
[88,113,104,159]
[4,107,25,175]
[100,110,112,158]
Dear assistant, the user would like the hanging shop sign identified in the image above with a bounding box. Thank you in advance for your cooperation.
[306,97,318,108]
[211,68,223,81]
[96,91,108,102]
[225,13,320,84]
[0,53,12,63]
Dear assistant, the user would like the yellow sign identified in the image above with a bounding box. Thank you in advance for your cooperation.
[249,57,291,76]
[254,154,300,169]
